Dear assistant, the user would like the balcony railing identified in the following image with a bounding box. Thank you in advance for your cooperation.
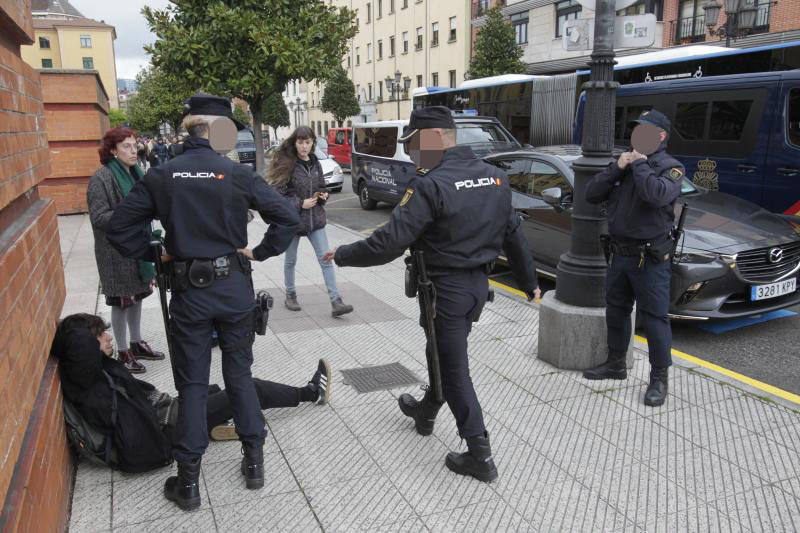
[675,14,706,43]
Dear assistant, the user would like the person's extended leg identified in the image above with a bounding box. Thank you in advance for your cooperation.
[112,305,145,373]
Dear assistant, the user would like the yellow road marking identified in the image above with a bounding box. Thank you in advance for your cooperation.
[490,279,800,405]
[635,335,800,405]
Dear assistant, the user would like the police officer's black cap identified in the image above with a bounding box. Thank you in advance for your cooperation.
[630,109,671,132]
[183,92,247,130]
[398,106,456,142]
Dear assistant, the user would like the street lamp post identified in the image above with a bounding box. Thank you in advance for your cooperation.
[703,0,759,47]
[385,70,403,120]
[537,0,633,370]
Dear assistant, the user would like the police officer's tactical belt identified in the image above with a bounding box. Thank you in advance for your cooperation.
[168,253,251,290]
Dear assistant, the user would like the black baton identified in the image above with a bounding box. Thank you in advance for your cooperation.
[671,203,689,263]
[414,250,444,404]
[150,238,175,359]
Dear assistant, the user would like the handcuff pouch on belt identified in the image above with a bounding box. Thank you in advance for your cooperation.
[188,259,215,288]
[169,254,246,291]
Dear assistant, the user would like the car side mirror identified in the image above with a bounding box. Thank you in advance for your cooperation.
[542,187,562,208]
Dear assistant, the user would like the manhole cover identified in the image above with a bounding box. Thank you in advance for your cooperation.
[340,362,423,393]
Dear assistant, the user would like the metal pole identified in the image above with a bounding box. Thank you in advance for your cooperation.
[554,0,617,307]
[396,84,401,119]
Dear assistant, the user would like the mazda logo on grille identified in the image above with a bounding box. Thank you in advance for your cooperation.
[768,247,784,264]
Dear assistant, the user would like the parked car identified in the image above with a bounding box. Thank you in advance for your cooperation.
[487,145,800,320]
[316,136,329,156]
[351,116,521,210]
[327,127,353,170]
[226,129,256,167]
[316,144,343,192]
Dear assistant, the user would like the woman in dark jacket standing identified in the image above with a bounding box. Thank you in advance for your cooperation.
[267,126,353,316]
[87,127,164,373]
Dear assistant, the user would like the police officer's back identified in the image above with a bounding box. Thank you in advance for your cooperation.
[329,106,539,482]
[107,94,300,511]
[584,109,683,407]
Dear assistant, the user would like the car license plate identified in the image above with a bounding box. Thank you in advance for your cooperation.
[750,278,797,301]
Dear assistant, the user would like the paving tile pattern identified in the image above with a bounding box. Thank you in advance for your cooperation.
[57,215,800,532]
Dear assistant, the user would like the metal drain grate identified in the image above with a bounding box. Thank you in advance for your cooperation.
[340,362,423,393]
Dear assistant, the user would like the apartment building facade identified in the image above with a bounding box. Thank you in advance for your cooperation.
[307,0,472,136]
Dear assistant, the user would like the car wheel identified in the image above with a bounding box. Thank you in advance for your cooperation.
[359,181,377,210]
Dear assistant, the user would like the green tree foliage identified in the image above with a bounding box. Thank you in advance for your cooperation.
[127,66,195,135]
[467,7,526,80]
[143,0,358,173]
[262,91,290,143]
[108,108,128,128]
[233,102,252,127]
[320,66,360,124]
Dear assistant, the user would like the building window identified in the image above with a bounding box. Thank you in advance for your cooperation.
[41,58,53,68]
[416,27,423,50]
[477,0,489,15]
[404,77,411,96]
[311,121,316,132]
[449,70,456,88]
[402,0,408,8]
[431,22,439,46]
[80,34,92,48]
[378,39,383,60]
[432,72,439,86]
[754,0,772,31]
[324,121,329,134]
[356,47,360,65]
[82,57,94,69]
[379,81,384,101]
[367,43,372,62]
[512,12,529,44]
[449,17,457,42]
[347,55,351,67]
[389,36,396,56]
[403,31,409,53]
[417,75,423,87]
[389,0,395,13]
[556,0,581,38]
[677,0,705,41]
[617,1,663,20]
[39,37,50,49]
[378,0,382,18]
[368,83,373,101]
[366,2,371,23]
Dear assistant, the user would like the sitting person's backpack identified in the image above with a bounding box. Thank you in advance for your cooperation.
[62,372,118,467]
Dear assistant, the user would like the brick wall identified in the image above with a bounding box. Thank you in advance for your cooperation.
[39,71,110,214]
[0,2,71,531]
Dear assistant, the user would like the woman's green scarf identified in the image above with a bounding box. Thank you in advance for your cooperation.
[106,158,155,283]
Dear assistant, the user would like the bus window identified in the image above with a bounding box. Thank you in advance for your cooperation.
[674,102,708,140]
[789,89,800,147]
[709,100,753,141]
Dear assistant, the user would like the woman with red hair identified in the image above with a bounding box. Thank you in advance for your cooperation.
[86,127,164,373]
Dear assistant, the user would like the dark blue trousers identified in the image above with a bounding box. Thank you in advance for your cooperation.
[424,269,489,439]
[169,271,266,463]
[606,255,673,368]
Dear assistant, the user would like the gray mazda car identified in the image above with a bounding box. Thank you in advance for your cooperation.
[488,145,800,321]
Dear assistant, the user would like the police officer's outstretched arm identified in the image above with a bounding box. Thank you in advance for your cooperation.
[503,210,539,298]
[586,162,624,204]
[333,179,436,267]
[629,159,683,207]
[107,177,158,261]
[249,176,301,261]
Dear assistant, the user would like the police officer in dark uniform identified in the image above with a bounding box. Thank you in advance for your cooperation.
[106,94,300,510]
[583,109,684,407]
[323,107,539,482]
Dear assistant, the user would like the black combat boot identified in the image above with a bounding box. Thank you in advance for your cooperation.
[445,432,498,483]
[240,443,264,489]
[164,459,201,511]
[583,350,627,380]
[398,388,444,436]
[644,366,668,407]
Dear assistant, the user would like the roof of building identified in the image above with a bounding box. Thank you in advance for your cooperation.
[32,17,116,37]
[31,0,84,18]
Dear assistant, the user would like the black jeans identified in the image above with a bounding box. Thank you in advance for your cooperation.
[606,254,672,368]
[206,378,301,428]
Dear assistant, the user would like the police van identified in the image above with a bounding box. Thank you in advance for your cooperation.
[351,115,522,210]
[572,70,800,216]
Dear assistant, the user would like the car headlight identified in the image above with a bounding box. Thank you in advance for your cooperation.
[333,165,343,176]
[675,252,737,266]
[227,150,240,162]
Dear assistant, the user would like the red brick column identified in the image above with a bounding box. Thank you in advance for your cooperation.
[0,1,71,531]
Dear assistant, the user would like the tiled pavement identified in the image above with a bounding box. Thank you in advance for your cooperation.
[59,214,800,532]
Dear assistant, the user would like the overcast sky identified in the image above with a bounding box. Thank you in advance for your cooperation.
[70,0,171,79]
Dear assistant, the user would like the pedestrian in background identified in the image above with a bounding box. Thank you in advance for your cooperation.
[267,126,354,317]
[87,127,165,374]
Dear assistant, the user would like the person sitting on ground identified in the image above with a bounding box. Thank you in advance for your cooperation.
[52,313,331,469]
